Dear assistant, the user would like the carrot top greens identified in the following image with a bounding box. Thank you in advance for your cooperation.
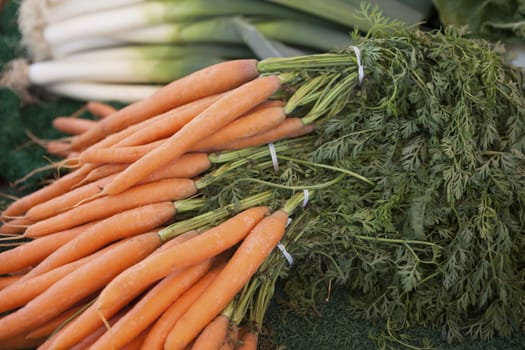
[201,10,525,344]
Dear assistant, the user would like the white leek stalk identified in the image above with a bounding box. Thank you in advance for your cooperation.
[27,56,225,85]
[60,44,252,61]
[40,0,146,23]
[43,0,308,46]
[46,81,160,103]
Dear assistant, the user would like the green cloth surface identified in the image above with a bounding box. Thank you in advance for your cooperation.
[0,1,524,349]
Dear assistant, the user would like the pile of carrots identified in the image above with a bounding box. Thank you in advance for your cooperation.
[0,58,322,349]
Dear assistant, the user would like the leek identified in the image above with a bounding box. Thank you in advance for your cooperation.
[27,56,225,84]
[61,44,252,61]
[43,0,314,46]
[46,81,159,103]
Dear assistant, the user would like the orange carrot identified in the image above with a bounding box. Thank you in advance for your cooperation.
[68,59,260,151]
[0,217,33,235]
[0,275,21,290]
[115,93,224,147]
[190,105,286,152]
[0,165,94,219]
[25,303,85,340]
[0,221,98,275]
[46,139,77,157]
[191,313,231,350]
[72,163,128,188]
[236,330,258,350]
[20,202,176,280]
[120,326,151,350]
[24,175,117,221]
[138,152,211,184]
[86,101,117,118]
[0,239,116,313]
[0,231,162,341]
[24,178,196,237]
[219,117,315,151]
[95,206,270,312]
[67,309,128,350]
[0,332,45,350]
[89,259,214,350]
[141,265,223,350]
[79,138,167,164]
[164,209,290,349]
[102,75,282,196]
[219,323,239,350]
[52,117,97,135]
[45,231,199,350]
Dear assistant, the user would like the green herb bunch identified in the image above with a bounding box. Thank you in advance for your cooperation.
[203,13,525,343]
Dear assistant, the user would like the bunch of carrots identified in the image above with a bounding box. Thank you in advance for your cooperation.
[0,56,358,349]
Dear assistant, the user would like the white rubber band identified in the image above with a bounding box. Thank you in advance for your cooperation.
[277,242,294,267]
[268,142,279,171]
[302,189,310,208]
[350,45,364,85]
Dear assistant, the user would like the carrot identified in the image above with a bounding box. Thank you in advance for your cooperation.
[0,231,162,341]
[0,217,33,235]
[25,303,85,340]
[89,259,214,350]
[0,275,21,290]
[67,309,127,350]
[101,75,282,196]
[52,117,97,135]
[0,165,94,219]
[191,312,231,350]
[68,59,260,150]
[0,221,98,275]
[138,152,211,184]
[219,117,315,151]
[86,101,117,118]
[0,240,116,313]
[24,178,196,237]
[79,138,167,164]
[115,93,224,148]
[24,175,117,221]
[141,265,224,350]
[95,206,270,312]
[220,323,239,350]
[46,139,78,157]
[164,209,290,350]
[121,326,151,350]
[45,231,199,350]
[190,105,287,152]
[20,202,176,280]
[236,330,258,350]
[72,163,128,188]
[0,332,45,350]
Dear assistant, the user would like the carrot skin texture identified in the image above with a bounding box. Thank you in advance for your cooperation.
[79,138,166,164]
[141,265,223,350]
[89,259,214,350]
[0,231,161,341]
[190,105,286,152]
[116,93,223,148]
[236,331,258,350]
[86,101,117,118]
[191,314,230,350]
[46,231,198,350]
[25,304,84,340]
[102,75,282,196]
[0,217,33,235]
[69,59,260,150]
[0,221,97,275]
[0,165,94,219]
[95,206,270,312]
[21,202,176,280]
[218,118,314,151]
[24,174,116,221]
[53,117,97,135]
[0,275,21,290]
[24,178,194,237]
[164,209,289,350]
